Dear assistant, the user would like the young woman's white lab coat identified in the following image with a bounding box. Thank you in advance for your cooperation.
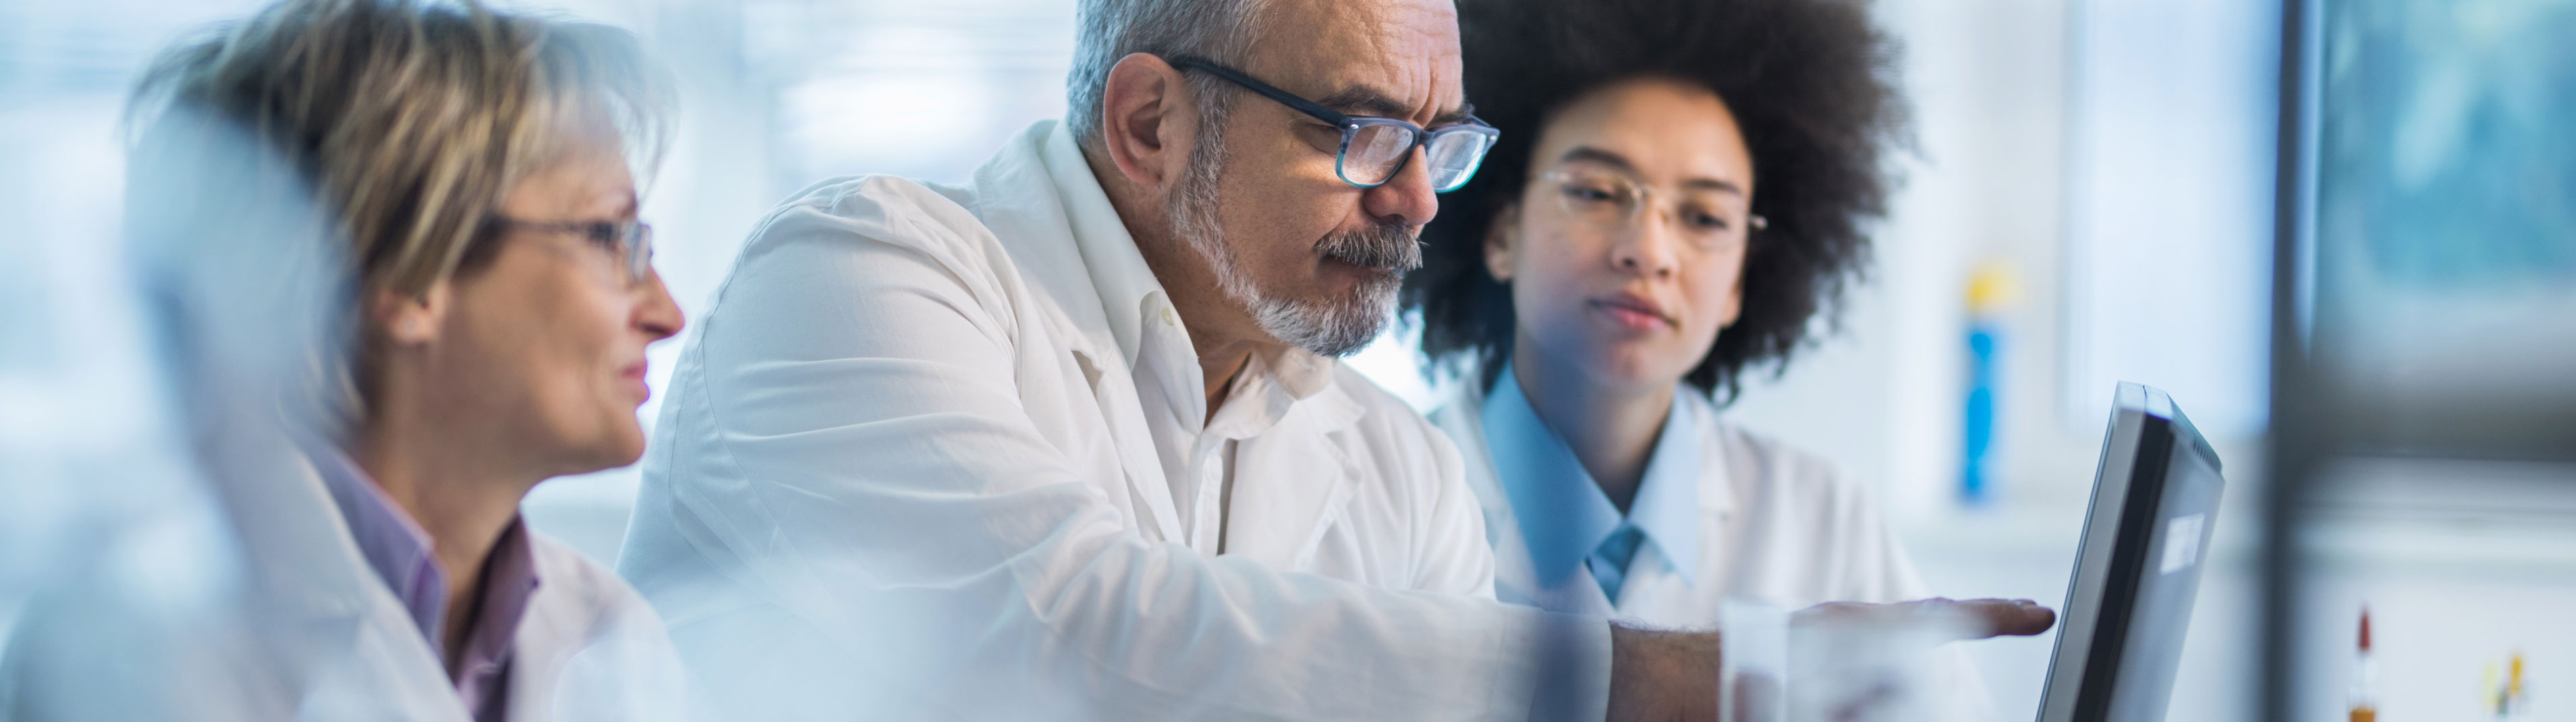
[1429,379,1992,720]
[0,448,687,722]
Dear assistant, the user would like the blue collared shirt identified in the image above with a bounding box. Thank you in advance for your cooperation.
[1482,364,1702,604]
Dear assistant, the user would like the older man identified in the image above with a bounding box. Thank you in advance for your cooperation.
[618,0,2046,719]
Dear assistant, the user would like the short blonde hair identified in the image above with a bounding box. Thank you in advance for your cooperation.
[135,0,671,299]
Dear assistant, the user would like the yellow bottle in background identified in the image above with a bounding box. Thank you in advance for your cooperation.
[2502,651,2529,722]
[2486,663,2502,717]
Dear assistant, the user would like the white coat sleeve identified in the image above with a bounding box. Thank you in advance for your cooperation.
[636,177,1607,721]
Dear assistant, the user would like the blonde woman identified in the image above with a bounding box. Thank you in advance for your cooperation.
[30,0,687,718]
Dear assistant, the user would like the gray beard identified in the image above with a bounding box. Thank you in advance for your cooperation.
[1165,126,1420,358]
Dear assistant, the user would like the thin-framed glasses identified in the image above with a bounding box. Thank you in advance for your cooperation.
[1538,169,1766,248]
[1165,55,1500,192]
[486,217,655,285]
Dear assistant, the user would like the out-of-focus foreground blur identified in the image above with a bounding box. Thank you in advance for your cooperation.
[3,0,2569,720]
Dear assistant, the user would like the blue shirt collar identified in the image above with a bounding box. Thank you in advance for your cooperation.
[1482,363,1703,588]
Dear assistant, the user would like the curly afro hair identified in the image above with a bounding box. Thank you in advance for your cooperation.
[1403,0,1907,404]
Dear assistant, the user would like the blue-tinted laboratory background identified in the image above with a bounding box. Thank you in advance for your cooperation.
[4,0,2569,719]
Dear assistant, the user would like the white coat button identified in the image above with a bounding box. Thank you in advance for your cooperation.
[1160,307,1176,326]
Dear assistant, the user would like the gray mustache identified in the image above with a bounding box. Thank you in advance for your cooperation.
[1316,224,1423,273]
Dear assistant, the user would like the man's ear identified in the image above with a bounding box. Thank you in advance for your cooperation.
[369,282,451,348]
[1097,53,1198,192]
[1482,202,1522,282]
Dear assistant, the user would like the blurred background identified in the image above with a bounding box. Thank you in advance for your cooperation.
[2,0,2568,720]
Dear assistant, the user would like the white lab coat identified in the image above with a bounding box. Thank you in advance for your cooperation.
[1429,382,1992,721]
[616,119,1608,721]
[0,105,684,722]
[0,448,688,722]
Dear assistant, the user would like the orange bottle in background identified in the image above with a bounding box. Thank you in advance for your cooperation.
[2350,608,2378,722]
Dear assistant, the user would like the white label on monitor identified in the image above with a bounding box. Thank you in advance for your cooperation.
[2161,513,2206,574]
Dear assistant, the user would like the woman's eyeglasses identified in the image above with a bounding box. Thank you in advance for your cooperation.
[1165,55,1499,192]
[1538,169,1766,248]
[486,217,655,285]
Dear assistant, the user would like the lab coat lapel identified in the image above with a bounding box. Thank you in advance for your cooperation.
[965,123,1184,542]
[1075,346,1185,542]
[1687,393,1766,598]
[1220,385,1366,568]
[505,549,586,722]
[504,538,687,722]
[211,445,465,720]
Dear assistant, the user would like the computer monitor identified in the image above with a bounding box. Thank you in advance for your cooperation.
[2036,383,2228,722]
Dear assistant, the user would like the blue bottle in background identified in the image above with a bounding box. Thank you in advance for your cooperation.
[1962,262,2015,506]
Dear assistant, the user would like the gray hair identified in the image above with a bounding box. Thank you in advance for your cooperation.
[1065,0,1271,148]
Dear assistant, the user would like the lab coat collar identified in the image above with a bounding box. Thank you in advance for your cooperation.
[1482,364,1704,588]
[198,433,470,716]
[1214,348,1365,436]
[230,437,412,622]
[1032,120,1341,406]
[986,121,1364,548]
[1677,389,1737,519]
[1261,345,1338,402]
[1034,121,1162,371]
[308,445,446,645]
[308,443,546,677]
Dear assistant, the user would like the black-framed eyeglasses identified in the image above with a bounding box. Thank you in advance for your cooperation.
[486,217,654,285]
[1165,55,1499,192]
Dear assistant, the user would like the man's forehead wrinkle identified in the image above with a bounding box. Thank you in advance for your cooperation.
[1247,0,1372,88]
[1424,45,1466,125]
[1396,3,1467,126]
[1316,86,1414,119]
[1251,0,1464,125]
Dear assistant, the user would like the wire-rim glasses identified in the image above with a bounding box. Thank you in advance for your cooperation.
[1536,169,1766,249]
[485,217,655,285]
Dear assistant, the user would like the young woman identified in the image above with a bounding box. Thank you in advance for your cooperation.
[1409,0,1989,715]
